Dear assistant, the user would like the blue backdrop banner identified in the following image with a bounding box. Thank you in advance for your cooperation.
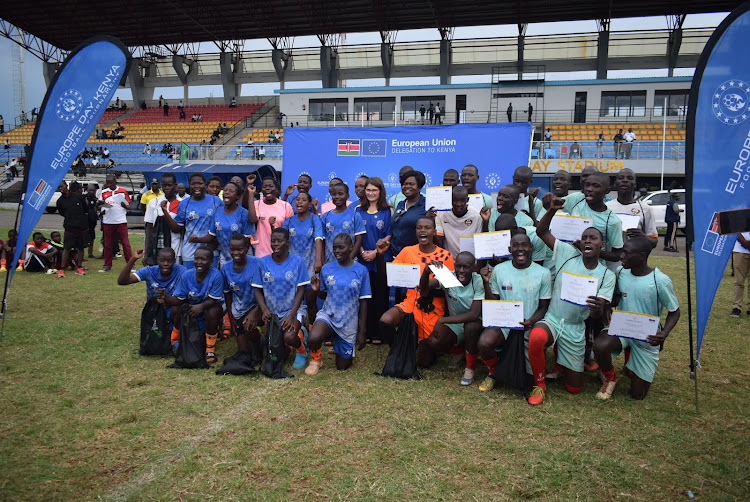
[8,37,130,288]
[687,1,750,359]
[282,123,533,204]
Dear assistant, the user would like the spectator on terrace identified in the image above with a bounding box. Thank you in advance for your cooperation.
[115,122,124,132]
[277,112,285,127]
[613,129,624,159]
[192,113,198,122]
[544,127,552,143]
[102,147,110,159]
[4,139,10,149]
[140,101,147,110]
[273,132,281,144]
[179,108,186,120]
[247,138,254,148]
[9,158,19,178]
[0,115,4,133]
[197,114,203,122]
[623,128,637,159]
[178,100,184,109]
[119,101,127,111]
[144,143,151,155]
[258,146,266,160]
[269,130,276,142]
[223,123,228,133]
[115,131,124,140]
[115,97,120,108]
[568,141,580,159]
[159,95,163,107]
[230,97,237,107]
[596,133,604,158]
[31,107,38,121]
[163,102,169,116]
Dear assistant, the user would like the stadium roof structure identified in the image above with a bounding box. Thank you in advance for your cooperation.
[1,0,744,52]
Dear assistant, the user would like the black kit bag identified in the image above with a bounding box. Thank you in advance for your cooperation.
[144,215,172,266]
[493,329,531,393]
[260,315,293,379]
[215,351,256,376]
[139,298,172,355]
[169,303,209,369]
[380,313,422,380]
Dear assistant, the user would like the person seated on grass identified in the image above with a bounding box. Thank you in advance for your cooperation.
[593,236,680,400]
[484,184,534,233]
[378,217,455,363]
[21,232,57,273]
[419,251,483,378]
[48,231,78,273]
[0,229,19,272]
[526,197,615,405]
[252,227,310,370]
[477,233,552,394]
[118,247,186,336]
[162,246,224,363]
[305,233,371,375]
[222,234,263,362]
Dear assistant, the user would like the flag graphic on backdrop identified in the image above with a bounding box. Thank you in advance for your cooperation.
[337,139,360,156]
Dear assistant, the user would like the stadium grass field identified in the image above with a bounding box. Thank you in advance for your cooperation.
[0,230,747,501]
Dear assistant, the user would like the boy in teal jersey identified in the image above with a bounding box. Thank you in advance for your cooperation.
[483,184,534,232]
[526,197,615,406]
[477,233,552,392]
[492,214,547,266]
[512,165,545,217]
[418,251,484,375]
[593,236,680,400]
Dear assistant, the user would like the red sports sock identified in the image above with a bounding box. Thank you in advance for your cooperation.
[483,356,498,375]
[170,327,180,345]
[564,381,582,395]
[601,367,617,382]
[528,327,548,387]
[465,352,478,371]
[223,312,231,328]
[311,349,322,362]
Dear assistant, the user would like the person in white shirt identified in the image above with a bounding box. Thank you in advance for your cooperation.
[96,174,133,272]
[731,233,750,317]
[623,128,637,159]
[143,173,183,265]
[143,143,151,155]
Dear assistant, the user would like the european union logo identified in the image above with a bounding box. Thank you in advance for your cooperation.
[362,139,387,157]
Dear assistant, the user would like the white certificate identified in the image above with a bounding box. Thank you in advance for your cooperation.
[473,230,511,260]
[459,236,475,255]
[425,186,453,211]
[549,214,594,242]
[607,310,659,342]
[560,271,598,307]
[386,263,421,288]
[491,192,499,207]
[468,193,485,211]
[616,213,641,231]
[482,300,525,329]
[429,264,462,288]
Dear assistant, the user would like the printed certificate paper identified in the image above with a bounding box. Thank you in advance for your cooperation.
[428,264,463,288]
[482,300,525,329]
[468,194,486,211]
[550,214,594,242]
[607,310,659,341]
[386,263,421,288]
[473,230,511,259]
[425,186,453,211]
[459,236,475,254]
[616,213,641,231]
[560,271,598,307]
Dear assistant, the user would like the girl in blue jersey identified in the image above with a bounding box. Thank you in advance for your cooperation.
[253,227,311,370]
[191,181,256,267]
[306,234,371,375]
[161,172,222,269]
[282,192,324,321]
[222,234,263,360]
[320,183,365,263]
[355,176,392,343]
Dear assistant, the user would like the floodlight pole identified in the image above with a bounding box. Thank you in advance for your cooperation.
[660,97,667,190]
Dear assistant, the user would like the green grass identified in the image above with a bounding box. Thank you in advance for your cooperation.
[0,230,748,501]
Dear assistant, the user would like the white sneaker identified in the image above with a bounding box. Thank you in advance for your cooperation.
[596,379,618,400]
[460,368,475,386]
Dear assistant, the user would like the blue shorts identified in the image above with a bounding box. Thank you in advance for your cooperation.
[318,317,355,359]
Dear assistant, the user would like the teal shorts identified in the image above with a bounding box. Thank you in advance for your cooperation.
[612,336,659,383]
[445,323,466,346]
[539,312,585,373]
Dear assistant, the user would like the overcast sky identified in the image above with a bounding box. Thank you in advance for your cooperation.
[0,12,729,124]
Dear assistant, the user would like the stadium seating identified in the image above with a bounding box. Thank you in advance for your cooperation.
[545,123,685,142]
[123,104,261,124]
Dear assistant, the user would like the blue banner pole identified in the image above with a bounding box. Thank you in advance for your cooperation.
[0,36,130,339]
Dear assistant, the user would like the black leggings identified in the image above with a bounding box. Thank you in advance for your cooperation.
[366,270,389,342]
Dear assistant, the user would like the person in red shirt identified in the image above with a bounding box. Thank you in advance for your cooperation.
[96,174,133,272]
[21,232,57,273]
